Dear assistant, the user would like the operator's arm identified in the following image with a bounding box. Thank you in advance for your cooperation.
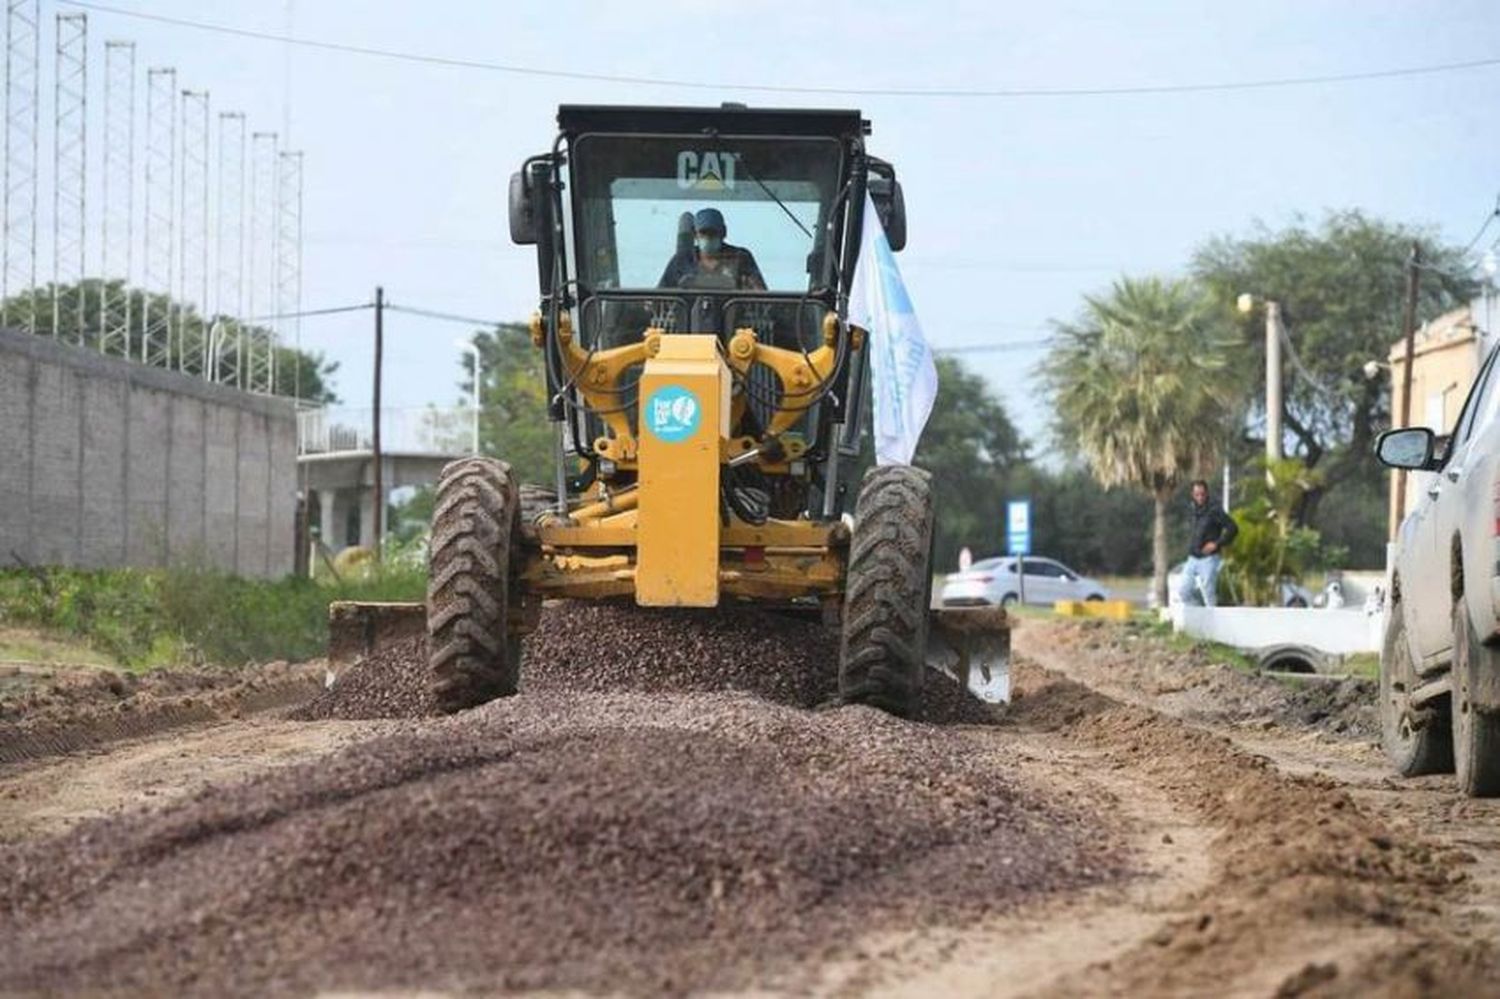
[737,248,767,290]
[658,251,692,289]
[1215,508,1239,549]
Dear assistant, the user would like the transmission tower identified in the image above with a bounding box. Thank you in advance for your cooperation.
[140,67,174,367]
[51,11,86,344]
[275,149,302,401]
[176,88,208,375]
[247,129,277,393]
[3,1,38,333]
[215,110,245,385]
[99,39,134,357]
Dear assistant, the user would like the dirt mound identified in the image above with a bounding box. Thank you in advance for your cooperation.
[0,690,1124,997]
[297,601,1000,726]
[0,661,323,766]
[1003,662,1493,997]
[1049,619,1378,739]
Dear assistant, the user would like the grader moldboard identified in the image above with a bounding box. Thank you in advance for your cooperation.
[334,104,1010,716]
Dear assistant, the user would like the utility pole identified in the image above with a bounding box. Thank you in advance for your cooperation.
[372,285,384,561]
[1265,300,1283,467]
[1393,243,1422,529]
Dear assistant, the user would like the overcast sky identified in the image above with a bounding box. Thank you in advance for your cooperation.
[40,0,1500,448]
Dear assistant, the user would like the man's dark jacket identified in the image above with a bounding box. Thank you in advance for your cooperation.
[658,244,765,290]
[1188,500,1238,558]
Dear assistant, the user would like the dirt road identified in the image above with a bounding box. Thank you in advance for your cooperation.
[0,609,1495,996]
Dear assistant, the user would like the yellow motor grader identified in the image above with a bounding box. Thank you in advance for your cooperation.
[342,104,1009,716]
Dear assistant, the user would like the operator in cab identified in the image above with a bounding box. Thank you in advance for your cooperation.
[658,207,766,291]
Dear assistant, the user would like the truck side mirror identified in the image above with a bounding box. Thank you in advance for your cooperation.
[867,175,907,252]
[1375,427,1437,470]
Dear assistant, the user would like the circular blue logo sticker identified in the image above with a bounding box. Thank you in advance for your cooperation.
[645,385,701,442]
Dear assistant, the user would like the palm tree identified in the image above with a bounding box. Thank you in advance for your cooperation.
[1040,275,1239,607]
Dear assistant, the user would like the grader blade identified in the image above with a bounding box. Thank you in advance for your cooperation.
[327,601,424,671]
[925,607,1012,704]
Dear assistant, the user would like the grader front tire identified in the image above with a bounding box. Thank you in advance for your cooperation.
[426,457,520,713]
[838,465,935,718]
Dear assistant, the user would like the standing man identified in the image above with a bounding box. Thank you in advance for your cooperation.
[1179,479,1238,607]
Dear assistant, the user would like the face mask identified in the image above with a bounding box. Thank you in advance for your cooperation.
[695,234,723,254]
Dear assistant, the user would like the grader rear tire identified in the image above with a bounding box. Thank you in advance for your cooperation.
[839,465,935,718]
[427,457,520,713]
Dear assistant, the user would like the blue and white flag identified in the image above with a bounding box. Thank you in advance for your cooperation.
[848,193,938,466]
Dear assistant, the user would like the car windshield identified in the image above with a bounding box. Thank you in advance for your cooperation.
[569,135,843,293]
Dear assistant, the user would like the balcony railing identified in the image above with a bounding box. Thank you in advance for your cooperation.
[297,405,476,456]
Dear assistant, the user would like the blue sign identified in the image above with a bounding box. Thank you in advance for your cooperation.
[644,385,702,442]
[1006,500,1031,556]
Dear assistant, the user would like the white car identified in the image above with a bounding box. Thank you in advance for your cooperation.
[940,557,1109,608]
[1377,342,1500,797]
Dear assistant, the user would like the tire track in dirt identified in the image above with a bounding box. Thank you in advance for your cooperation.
[1011,620,1500,997]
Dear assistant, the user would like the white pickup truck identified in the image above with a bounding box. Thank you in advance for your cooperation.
[1377,343,1500,797]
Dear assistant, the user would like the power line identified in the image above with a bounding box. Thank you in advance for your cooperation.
[59,1,1500,100]
[240,301,371,323]
[934,339,1053,355]
[1462,193,1500,255]
[384,303,504,327]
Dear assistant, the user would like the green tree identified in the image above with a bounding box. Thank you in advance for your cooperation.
[462,322,554,485]
[913,355,1027,569]
[1191,211,1480,561]
[1013,464,1157,576]
[2,279,338,403]
[1041,275,1238,606]
[1222,457,1341,606]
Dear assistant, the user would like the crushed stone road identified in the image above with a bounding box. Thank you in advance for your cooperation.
[0,608,1496,996]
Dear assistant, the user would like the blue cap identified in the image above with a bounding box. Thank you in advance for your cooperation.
[693,207,725,233]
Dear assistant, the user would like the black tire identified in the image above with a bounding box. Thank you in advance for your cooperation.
[1086,593,1105,602]
[1452,600,1500,797]
[1380,597,1452,776]
[838,465,934,718]
[1000,593,1019,608]
[427,457,520,713]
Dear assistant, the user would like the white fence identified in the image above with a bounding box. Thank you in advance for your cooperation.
[297,406,475,456]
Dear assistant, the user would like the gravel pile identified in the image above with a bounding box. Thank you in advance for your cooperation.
[0,688,1121,996]
[297,600,1000,725]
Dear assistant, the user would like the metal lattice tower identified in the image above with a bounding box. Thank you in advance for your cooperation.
[176,88,208,375]
[140,67,175,367]
[3,1,38,333]
[247,129,277,393]
[51,11,86,344]
[99,39,134,356]
[214,110,245,385]
[275,149,302,401]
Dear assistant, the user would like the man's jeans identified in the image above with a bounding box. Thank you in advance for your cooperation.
[1179,554,1222,608]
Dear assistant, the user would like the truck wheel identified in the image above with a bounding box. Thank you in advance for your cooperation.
[839,465,934,718]
[1380,597,1451,776]
[1452,600,1500,797]
[427,457,520,713]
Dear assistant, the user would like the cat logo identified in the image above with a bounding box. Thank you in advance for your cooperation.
[676,150,737,192]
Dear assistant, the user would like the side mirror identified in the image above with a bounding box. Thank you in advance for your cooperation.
[1375,427,1437,470]
[867,175,907,252]
[508,170,537,245]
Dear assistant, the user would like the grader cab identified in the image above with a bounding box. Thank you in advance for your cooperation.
[349,104,1009,716]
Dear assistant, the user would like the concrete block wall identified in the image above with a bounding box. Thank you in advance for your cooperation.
[0,327,297,577]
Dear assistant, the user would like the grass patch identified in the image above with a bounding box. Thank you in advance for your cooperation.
[1122,613,1260,674]
[0,562,425,670]
[1341,652,1379,681]
[0,627,118,667]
